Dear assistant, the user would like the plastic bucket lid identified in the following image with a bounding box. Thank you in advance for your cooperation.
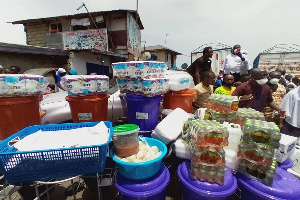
[115,165,170,197]
[167,88,195,96]
[113,124,140,135]
[178,161,237,198]
[237,167,300,199]
[277,158,293,170]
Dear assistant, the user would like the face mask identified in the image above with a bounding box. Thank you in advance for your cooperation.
[233,48,241,54]
[256,78,268,85]
[269,78,280,85]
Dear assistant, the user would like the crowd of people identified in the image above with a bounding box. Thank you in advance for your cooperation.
[0,65,21,74]
[189,45,300,138]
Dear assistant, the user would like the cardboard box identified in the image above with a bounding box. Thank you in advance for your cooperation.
[275,134,298,163]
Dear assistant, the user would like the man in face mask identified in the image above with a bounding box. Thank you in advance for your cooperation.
[214,74,236,95]
[265,71,286,124]
[275,67,287,87]
[232,69,285,128]
[220,44,252,82]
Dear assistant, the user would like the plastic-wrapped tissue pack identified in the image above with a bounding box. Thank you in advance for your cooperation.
[0,74,48,96]
[165,71,194,91]
[62,75,109,96]
[117,78,169,96]
[112,61,167,79]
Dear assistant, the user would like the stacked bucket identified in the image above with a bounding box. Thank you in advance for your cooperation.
[64,75,110,122]
[0,74,48,139]
[112,61,169,136]
[163,71,195,113]
[110,125,170,200]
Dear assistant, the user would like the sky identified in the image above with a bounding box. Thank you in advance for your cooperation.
[1,0,300,68]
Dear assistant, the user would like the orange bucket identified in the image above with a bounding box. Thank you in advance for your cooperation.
[163,88,195,113]
[0,96,41,140]
[66,94,110,122]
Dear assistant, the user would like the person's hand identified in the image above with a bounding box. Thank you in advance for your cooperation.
[239,94,253,101]
[237,52,245,61]
[278,122,283,130]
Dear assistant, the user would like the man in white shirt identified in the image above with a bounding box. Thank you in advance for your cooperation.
[280,86,300,137]
[221,44,251,82]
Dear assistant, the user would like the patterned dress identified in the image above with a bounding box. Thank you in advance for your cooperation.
[264,83,286,123]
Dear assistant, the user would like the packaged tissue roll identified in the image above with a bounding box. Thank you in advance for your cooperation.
[142,79,158,96]
[112,61,167,79]
[144,62,167,79]
[25,75,49,95]
[64,75,109,96]
[1,75,26,96]
[112,62,130,79]
[129,62,147,79]
[166,72,193,91]
[0,74,48,96]
[157,78,169,95]
[117,79,129,93]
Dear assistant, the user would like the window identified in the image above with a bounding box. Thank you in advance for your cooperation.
[71,18,90,31]
[72,25,89,31]
[50,23,62,33]
[165,53,169,62]
[150,54,157,61]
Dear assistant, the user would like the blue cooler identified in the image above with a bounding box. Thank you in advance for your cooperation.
[178,161,237,200]
[115,165,170,200]
[237,167,300,200]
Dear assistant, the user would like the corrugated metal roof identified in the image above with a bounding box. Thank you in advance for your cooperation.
[260,43,300,54]
[192,42,231,53]
[143,45,182,55]
[0,42,69,56]
[10,9,144,29]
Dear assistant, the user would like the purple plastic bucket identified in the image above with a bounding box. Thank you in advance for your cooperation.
[115,165,170,200]
[178,161,237,200]
[125,94,162,132]
[277,158,294,170]
[237,167,300,200]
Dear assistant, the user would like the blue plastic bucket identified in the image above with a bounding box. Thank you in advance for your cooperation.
[277,158,294,170]
[110,137,167,180]
[125,94,162,132]
[237,167,300,200]
[178,161,237,200]
[115,165,170,200]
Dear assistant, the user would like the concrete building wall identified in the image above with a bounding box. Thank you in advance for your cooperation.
[26,22,48,46]
[70,51,112,75]
[108,13,127,31]
[0,52,63,73]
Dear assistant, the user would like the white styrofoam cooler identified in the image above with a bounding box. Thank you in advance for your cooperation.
[152,108,190,145]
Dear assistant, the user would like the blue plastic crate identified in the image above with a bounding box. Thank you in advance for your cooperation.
[0,121,113,184]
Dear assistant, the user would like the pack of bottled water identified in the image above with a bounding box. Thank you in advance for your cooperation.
[0,74,49,96]
[237,119,281,186]
[206,94,239,114]
[186,119,229,185]
[206,107,265,126]
[62,75,109,96]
